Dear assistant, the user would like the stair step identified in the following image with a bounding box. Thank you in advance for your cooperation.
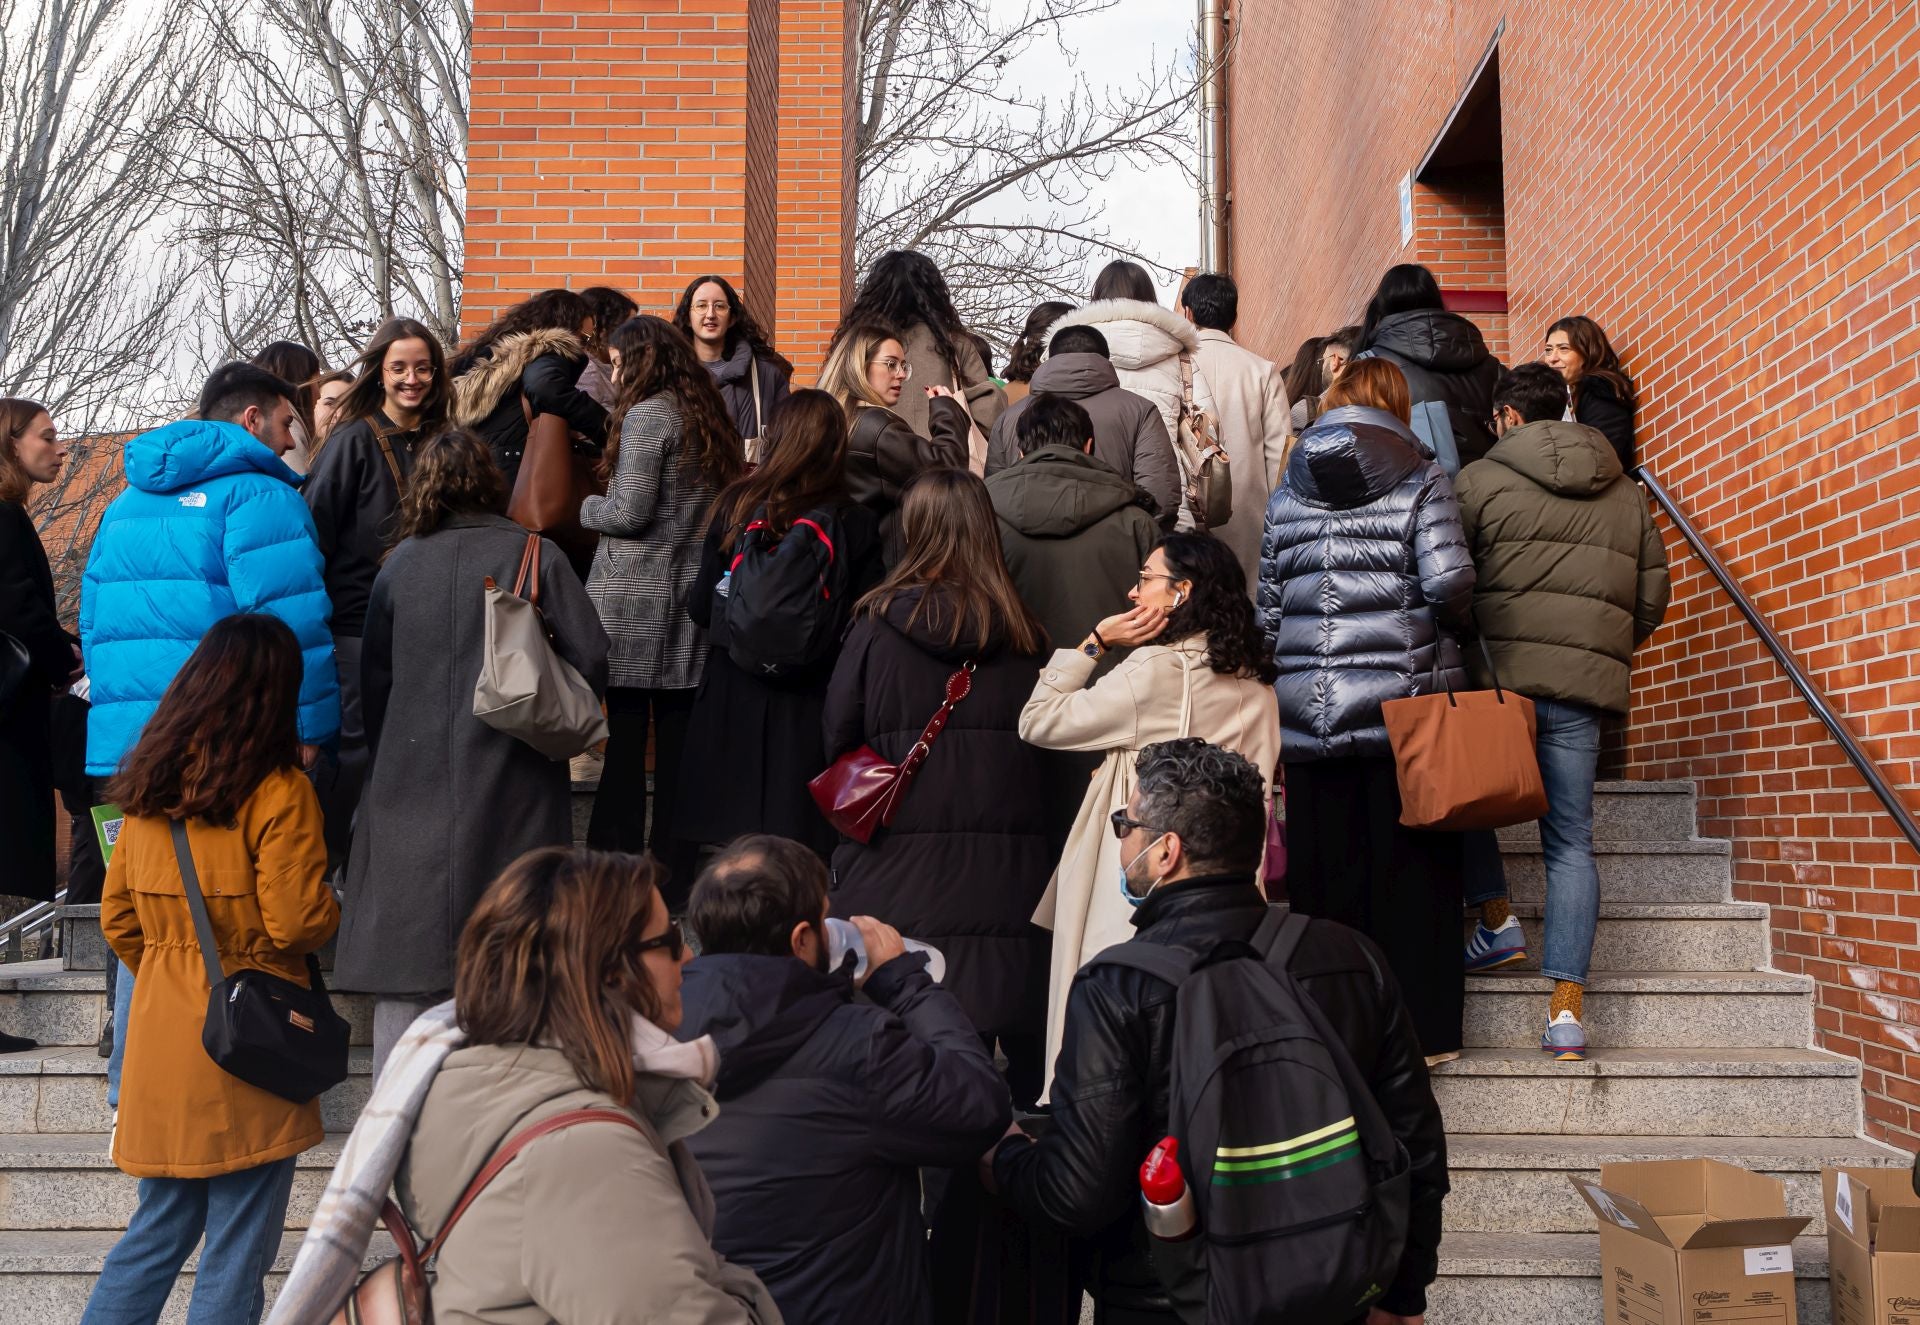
[1431,1232,1835,1325]
[0,1133,346,1232]
[0,961,373,1048]
[1431,1047,1862,1137]
[1498,779,1700,843]
[1498,837,1731,902]
[1477,901,1767,972]
[0,1048,372,1135]
[0,1228,391,1320]
[1463,969,1812,1048]
[1443,1133,1907,1235]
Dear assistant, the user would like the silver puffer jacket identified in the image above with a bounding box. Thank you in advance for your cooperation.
[1257,405,1476,762]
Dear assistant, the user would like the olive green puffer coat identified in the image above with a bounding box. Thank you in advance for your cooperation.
[1454,419,1671,714]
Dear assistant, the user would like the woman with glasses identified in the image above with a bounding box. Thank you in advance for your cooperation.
[1017,532,1281,1083]
[819,321,970,562]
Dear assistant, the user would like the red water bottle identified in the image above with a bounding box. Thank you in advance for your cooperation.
[1139,1136,1197,1241]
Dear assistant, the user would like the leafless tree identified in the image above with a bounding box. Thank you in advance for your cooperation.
[177,0,469,370]
[856,0,1199,345]
[0,0,202,609]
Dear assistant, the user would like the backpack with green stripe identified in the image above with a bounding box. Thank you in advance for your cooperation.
[1089,907,1412,1324]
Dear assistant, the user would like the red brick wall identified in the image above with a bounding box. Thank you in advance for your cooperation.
[1230,0,1920,1147]
[463,0,852,371]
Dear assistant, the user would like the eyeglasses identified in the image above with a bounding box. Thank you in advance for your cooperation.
[870,357,914,380]
[1136,571,1179,590]
[1109,809,1159,840]
[634,919,685,961]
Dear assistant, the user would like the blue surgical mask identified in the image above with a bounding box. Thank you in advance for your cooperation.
[1117,834,1168,909]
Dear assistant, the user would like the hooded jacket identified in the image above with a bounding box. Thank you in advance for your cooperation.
[679,951,1010,1325]
[1047,300,1217,457]
[983,352,1181,527]
[704,338,793,443]
[1257,405,1476,762]
[823,589,1053,1037]
[987,445,1160,662]
[397,1040,781,1325]
[80,419,339,776]
[992,877,1447,1319]
[451,327,609,481]
[1359,308,1504,469]
[1455,418,1671,714]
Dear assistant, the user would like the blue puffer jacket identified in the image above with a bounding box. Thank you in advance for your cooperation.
[80,420,340,776]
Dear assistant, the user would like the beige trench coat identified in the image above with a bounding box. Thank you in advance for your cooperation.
[1191,328,1291,591]
[1018,634,1282,1089]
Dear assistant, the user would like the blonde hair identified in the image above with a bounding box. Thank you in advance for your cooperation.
[818,323,903,415]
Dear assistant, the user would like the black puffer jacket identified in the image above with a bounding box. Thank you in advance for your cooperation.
[992,877,1447,1318]
[823,589,1052,1039]
[1360,308,1504,468]
[1258,405,1475,762]
[680,951,1010,1325]
[705,339,792,442]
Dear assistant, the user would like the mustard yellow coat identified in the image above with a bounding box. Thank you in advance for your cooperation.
[101,767,339,1178]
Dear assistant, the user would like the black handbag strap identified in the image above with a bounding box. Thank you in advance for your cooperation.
[1428,635,1507,705]
[169,819,330,994]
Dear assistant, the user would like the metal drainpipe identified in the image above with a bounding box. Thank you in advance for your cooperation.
[1197,0,1231,273]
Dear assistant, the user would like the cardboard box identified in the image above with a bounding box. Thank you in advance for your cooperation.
[1571,1158,1810,1325]
[1824,1166,1920,1325]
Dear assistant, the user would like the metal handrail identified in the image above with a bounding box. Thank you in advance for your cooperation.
[0,889,64,964]
[1637,465,1920,858]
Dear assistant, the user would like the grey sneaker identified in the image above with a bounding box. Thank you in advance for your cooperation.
[1541,1010,1587,1061]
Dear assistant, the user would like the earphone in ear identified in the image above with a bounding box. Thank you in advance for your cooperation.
[1173,589,1187,606]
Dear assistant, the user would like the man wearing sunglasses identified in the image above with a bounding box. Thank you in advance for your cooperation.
[986,738,1448,1325]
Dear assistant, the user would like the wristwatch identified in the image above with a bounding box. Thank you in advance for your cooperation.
[1081,628,1107,660]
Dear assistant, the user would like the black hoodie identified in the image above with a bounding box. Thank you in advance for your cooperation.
[679,950,1010,1325]
[1360,307,1505,468]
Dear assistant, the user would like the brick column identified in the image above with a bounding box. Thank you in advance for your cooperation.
[774,0,858,382]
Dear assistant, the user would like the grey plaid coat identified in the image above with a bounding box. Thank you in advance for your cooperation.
[581,396,717,690]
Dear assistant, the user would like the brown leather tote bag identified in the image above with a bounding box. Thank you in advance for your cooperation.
[506,397,602,569]
[1380,638,1549,831]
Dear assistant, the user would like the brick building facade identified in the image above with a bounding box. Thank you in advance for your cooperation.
[1228,1,1920,1146]
[463,0,854,377]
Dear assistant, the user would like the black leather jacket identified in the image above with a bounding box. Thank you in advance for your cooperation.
[993,875,1448,1318]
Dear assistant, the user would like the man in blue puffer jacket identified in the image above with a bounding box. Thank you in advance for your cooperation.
[81,362,340,777]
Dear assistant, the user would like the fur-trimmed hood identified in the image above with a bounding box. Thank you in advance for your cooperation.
[1047,298,1198,373]
[451,327,586,427]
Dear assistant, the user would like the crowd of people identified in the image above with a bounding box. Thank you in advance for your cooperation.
[0,251,1675,1324]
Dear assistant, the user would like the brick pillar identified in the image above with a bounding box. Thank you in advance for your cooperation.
[462,0,854,361]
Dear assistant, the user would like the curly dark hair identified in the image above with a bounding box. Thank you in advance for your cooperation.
[835,250,973,380]
[604,315,745,494]
[450,289,592,376]
[1133,737,1268,875]
[387,428,509,548]
[1005,300,1075,383]
[1152,533,1279,684]
[669,274,794,377]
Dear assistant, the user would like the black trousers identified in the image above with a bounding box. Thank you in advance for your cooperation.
[588,686,698,906]
[315,633,367,876]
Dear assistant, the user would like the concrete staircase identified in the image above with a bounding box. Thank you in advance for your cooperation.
[1430,780,1907,1323]
[0,779,1905,1320]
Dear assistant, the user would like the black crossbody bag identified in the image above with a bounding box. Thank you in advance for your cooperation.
[169,820,351,1103]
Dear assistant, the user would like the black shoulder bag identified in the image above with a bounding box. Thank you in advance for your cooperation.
[169,820,351,1103]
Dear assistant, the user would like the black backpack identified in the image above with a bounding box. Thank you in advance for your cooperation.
[711,506,852,677]
[1088,908,1412,1325]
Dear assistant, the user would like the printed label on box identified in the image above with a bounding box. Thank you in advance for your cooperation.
[1835,1170,1855,1234]
[1744,1244,1794,1276]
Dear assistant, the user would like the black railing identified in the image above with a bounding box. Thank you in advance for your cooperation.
[1637,465,1920,859]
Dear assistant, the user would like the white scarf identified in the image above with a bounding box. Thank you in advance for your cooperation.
[266,1001,717,1325]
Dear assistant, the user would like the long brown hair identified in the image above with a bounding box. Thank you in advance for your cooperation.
[451,289,592,377]
[857,467,1046,655]
[1323,358,1412,425]
[387,428,509,547]
[0,398,49,504]
[109,615,303,827]
[1547,315,1637,407]
[602,315,744,492]
[329,318,450,444]
[251,341,323,438]
[710,389,850,550]
[456,847,668,1101]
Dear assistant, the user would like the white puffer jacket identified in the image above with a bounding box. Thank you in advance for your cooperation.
[1048,299,1217,449]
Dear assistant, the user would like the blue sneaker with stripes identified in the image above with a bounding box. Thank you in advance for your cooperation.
[1542,1010,1587,1061]
[1464,916,1528,972]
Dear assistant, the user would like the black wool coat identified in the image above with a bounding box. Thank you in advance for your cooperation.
[0,500,76,900]
[823,590,1052,1039]
[679,951,1010,1325]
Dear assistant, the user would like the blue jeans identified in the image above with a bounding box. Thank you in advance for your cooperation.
[106,958,133,1108]
[1461,698,1603,985]
[80,1156,297,1325]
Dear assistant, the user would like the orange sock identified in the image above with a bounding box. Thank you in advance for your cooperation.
[1481,897,1511,928]
[1551,981,1583,1020]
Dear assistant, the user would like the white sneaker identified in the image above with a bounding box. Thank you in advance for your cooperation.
[569,749,605,787]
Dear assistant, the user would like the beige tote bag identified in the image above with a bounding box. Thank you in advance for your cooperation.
[473,534,608,760]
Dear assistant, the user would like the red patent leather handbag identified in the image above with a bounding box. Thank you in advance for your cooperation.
[810,661,975,844]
